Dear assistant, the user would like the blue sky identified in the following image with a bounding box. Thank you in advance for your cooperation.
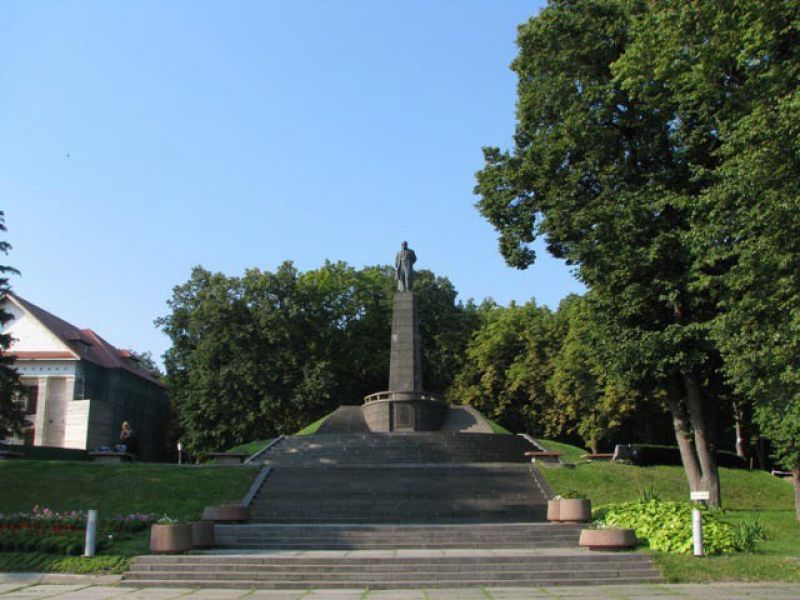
[1,0,581,364]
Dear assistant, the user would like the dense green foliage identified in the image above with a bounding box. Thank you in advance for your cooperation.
[597,500,759,555]
[158,261,480,453]
[450,296,661,450]
[475,0,800,509]
[0,211,24,439]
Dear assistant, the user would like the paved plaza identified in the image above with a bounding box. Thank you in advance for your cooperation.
[0,576,799,600]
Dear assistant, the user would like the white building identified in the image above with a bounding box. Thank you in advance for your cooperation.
[2,293,169,461]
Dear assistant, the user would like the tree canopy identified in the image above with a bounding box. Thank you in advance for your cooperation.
[475,0,800,508]
[157,261,480,453]
[0,211,24,439]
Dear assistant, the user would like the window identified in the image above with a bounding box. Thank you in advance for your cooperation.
[22,385,38,415]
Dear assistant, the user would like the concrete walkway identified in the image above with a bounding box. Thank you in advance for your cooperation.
[0,576,799,600]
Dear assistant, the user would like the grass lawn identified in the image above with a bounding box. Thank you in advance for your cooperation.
[484,417,511,435]
[0,461,258,574]
[225,412,334,454]
[225,439,272,455]
[295,414,330,435]
[0,461,258,517]
[537,438,589,464]
[538,439,800,582]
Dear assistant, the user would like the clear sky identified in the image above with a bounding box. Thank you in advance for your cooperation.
[1,0,582,364]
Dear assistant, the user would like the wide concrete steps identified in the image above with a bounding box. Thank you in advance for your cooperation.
[214,523,581,550]
[249,464,548,523]
[121,552,663,589]
[261,432,533,466]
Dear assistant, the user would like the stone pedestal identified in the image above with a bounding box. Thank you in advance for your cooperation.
[389,292,422,393]
[363,291,447,432]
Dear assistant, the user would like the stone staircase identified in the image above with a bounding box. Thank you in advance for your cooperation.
[214,522,580,550]
[259,431,534,466]
[249,463,548,523]
[123,411,664,588]
[246,431,547,523]
[123,551,663,589]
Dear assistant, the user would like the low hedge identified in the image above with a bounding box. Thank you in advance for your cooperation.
[618,445,747,469]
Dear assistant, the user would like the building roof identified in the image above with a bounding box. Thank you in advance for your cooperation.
[5,292,164,387]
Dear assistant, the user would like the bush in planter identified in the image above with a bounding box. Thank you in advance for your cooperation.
[150,516,193,553]
[561,490,587,499]
[558,490,591,522]
[594,499,764,555]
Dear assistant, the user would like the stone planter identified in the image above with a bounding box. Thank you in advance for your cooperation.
[202,504,250,522]
[149,523,192,554]
[191,520,215,548]
[559,498,592,523]
[547,499,561,522]
[579,528,637,550]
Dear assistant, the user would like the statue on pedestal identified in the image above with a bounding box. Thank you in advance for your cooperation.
[395,241,417,292]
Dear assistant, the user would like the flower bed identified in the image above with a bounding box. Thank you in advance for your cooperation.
[0,506,158,556]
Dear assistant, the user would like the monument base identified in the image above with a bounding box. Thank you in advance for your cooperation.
[362,391,447,432]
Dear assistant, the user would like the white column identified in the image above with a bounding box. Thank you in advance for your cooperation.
[33,377,49,446]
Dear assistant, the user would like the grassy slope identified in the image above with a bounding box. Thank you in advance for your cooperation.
[537,438,588,464]
[225,412,334,454]
[295,414,330,435]
[536,439,800,582]
[0,461,258,573]
[0,461,257,518]
[225,440,271,455]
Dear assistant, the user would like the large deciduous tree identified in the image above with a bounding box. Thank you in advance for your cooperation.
[0,211,24,439]
[476,0,732,505]
[613,0,800,518]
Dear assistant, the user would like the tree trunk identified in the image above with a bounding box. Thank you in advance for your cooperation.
[684,374,721,507]
[756,436,768,470]
[734,403,747,459]
[794,469,800,523]
[666,380,702,491]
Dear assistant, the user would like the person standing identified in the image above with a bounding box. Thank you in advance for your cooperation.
[119,421,138,456]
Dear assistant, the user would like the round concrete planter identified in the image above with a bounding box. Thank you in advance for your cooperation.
[149,523,192,554]
[201,504,250,522]
[547,499,561,522]
[579,528,637,551]
[191,520,215,548]
[558,498,592,523]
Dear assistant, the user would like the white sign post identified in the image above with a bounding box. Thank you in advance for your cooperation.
[692,509,704,556]
[83,510,98,557]
[690,491,709,557]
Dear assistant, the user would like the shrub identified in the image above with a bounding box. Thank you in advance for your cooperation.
[561,489,587,500]
[732,517,766,553]
[595,499,763,555]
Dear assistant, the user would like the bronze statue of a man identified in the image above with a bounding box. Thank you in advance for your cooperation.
[395,241,417,291]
